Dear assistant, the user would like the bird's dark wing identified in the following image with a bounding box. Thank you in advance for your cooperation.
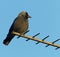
[9,17,19,33]
[3,17,18,45]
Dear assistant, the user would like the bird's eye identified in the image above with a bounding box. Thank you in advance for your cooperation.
[26,12,28,16]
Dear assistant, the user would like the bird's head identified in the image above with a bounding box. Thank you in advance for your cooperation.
[18,11,31,19]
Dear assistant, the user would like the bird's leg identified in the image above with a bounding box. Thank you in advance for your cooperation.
[17,30,30,38]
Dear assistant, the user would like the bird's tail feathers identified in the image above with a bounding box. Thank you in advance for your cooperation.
[3,33,15,45]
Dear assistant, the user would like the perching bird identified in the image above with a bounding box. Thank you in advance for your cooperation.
[3,11,31,45]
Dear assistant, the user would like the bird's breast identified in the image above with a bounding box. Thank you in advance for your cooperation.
[14,19,28,34]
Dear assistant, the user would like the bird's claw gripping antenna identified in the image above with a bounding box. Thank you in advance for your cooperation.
[12,31,60,50]
[17,30,30,38]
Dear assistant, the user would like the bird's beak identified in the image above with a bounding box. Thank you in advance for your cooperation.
[28,15,31,18]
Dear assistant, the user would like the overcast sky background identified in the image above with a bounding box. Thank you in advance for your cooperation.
[0,0,60,57]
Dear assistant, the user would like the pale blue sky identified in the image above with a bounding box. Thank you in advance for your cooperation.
[0,0,60,57]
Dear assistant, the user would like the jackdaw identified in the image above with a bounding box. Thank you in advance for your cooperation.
[3,11,31,45]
